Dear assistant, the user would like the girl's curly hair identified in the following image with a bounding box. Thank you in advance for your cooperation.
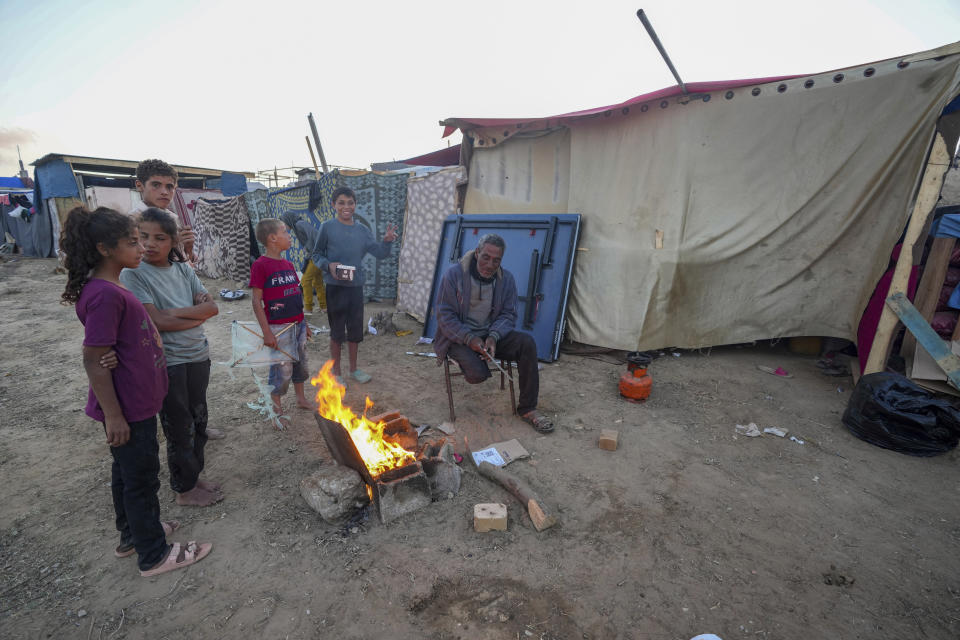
[60,207,136,304]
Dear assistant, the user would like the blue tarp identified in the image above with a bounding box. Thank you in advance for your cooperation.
[219,172,248,197]
[35,159,79,198]
[0,177,25,188]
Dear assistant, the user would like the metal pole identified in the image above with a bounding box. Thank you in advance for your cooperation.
[307,113,330,174]
[636,9,688,95]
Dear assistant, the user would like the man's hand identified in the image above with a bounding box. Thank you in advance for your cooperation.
[483,336,497,360]
[194,291,211,305]
[99,349,119,369]
[383,223,397,243]
[328,262,342,279]
[263,329,278,349]
[105,416,131,447]
[468,336,489,360]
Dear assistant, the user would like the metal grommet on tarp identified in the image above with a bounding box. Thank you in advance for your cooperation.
[804,79,815,89]
[640,104,649,112]
[751,87,761,96]
[898,60,910,69]
[777,83,788,93]
[833,73,844,83]
[621,107,629,115]
[659,100,668,108]
[702,94,711,102]
[725,91,734,100]
[863,67,875,77]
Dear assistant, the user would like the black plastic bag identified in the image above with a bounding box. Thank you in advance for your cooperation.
[842,372,960,456]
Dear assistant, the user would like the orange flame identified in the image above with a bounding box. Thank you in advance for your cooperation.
[310,360,416,477]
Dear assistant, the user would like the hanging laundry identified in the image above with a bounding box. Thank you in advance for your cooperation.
[192,196,253,282]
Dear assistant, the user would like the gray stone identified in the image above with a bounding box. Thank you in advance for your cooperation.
[421,442,462,500]
[300,464,370,523]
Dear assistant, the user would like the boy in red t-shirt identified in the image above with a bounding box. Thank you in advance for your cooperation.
[250,219,313,426]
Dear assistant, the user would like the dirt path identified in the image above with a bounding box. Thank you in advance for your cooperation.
[2,256,959,639]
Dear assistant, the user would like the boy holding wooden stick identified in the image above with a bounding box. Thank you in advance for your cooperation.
[250,219,313,427]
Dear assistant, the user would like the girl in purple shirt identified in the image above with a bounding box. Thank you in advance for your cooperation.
[61,206,212,577]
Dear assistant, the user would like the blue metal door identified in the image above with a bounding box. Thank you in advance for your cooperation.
[423,214,581,361]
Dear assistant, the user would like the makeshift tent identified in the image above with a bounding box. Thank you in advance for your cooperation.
[396,166,467,321]
[335,170,408,300]
[85,186,141,213]
[265,176,336,269]
[441,42,960,352]
[0,190,44,256]
[255,170,408,300]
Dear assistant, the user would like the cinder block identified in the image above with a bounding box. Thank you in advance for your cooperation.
[474,503,507,532]
[598,429,619,451]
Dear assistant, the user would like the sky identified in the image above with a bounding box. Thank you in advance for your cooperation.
[1,0,958,181]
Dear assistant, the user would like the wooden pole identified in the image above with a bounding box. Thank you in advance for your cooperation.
[900,236,956,362]
[307,113,330,174]
[864,132,951,374]
[305,136,321,179]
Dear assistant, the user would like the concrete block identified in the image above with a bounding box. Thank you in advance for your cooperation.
[375,465,432,524]
[599,429,619,451]
[474,503,507,532]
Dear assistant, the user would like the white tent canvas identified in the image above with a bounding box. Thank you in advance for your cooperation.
[453,43,960,351]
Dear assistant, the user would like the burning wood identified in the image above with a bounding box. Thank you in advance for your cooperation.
[310,361,416,477]
[310,360,460,523]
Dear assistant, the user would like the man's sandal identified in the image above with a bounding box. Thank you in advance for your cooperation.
[521,410,555,434]
[115,520,181,558]
[139,541,213,577]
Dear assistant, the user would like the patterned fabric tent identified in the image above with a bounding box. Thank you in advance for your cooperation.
[396,166,466,321]
[263,175,336,269]
[335,170,408,300]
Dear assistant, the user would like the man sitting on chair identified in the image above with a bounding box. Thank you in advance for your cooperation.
[433,234,554,433]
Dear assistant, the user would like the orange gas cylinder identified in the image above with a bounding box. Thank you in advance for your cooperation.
[620,352,652,401]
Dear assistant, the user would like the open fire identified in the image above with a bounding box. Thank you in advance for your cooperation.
[310,360,415,477]
[309,360,459,524]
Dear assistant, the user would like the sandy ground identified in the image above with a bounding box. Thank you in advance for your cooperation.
[2,256,960,640]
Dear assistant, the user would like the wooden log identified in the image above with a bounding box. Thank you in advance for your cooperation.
[902,236,957,361]
[476,461,557,532]
[864,133,951,374]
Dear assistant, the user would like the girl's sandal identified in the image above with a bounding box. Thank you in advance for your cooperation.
[140,541,212,577]
[115,520,181,558]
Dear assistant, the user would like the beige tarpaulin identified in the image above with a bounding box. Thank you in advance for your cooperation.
[460,46,960,351]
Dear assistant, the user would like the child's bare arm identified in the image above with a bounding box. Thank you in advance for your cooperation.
[142,303,203,332]
[165,299,219,321]
[251,288,277,348]
[82,345,130,447]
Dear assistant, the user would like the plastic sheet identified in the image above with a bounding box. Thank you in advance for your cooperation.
[230,321,297,367]
[842,372,960,456]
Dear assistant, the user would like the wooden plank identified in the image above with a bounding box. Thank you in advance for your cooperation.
[864,133,951,374]
[885,292,960,390]
[901,236,956,360]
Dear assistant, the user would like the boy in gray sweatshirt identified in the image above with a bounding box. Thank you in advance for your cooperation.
[299,187,396,383]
